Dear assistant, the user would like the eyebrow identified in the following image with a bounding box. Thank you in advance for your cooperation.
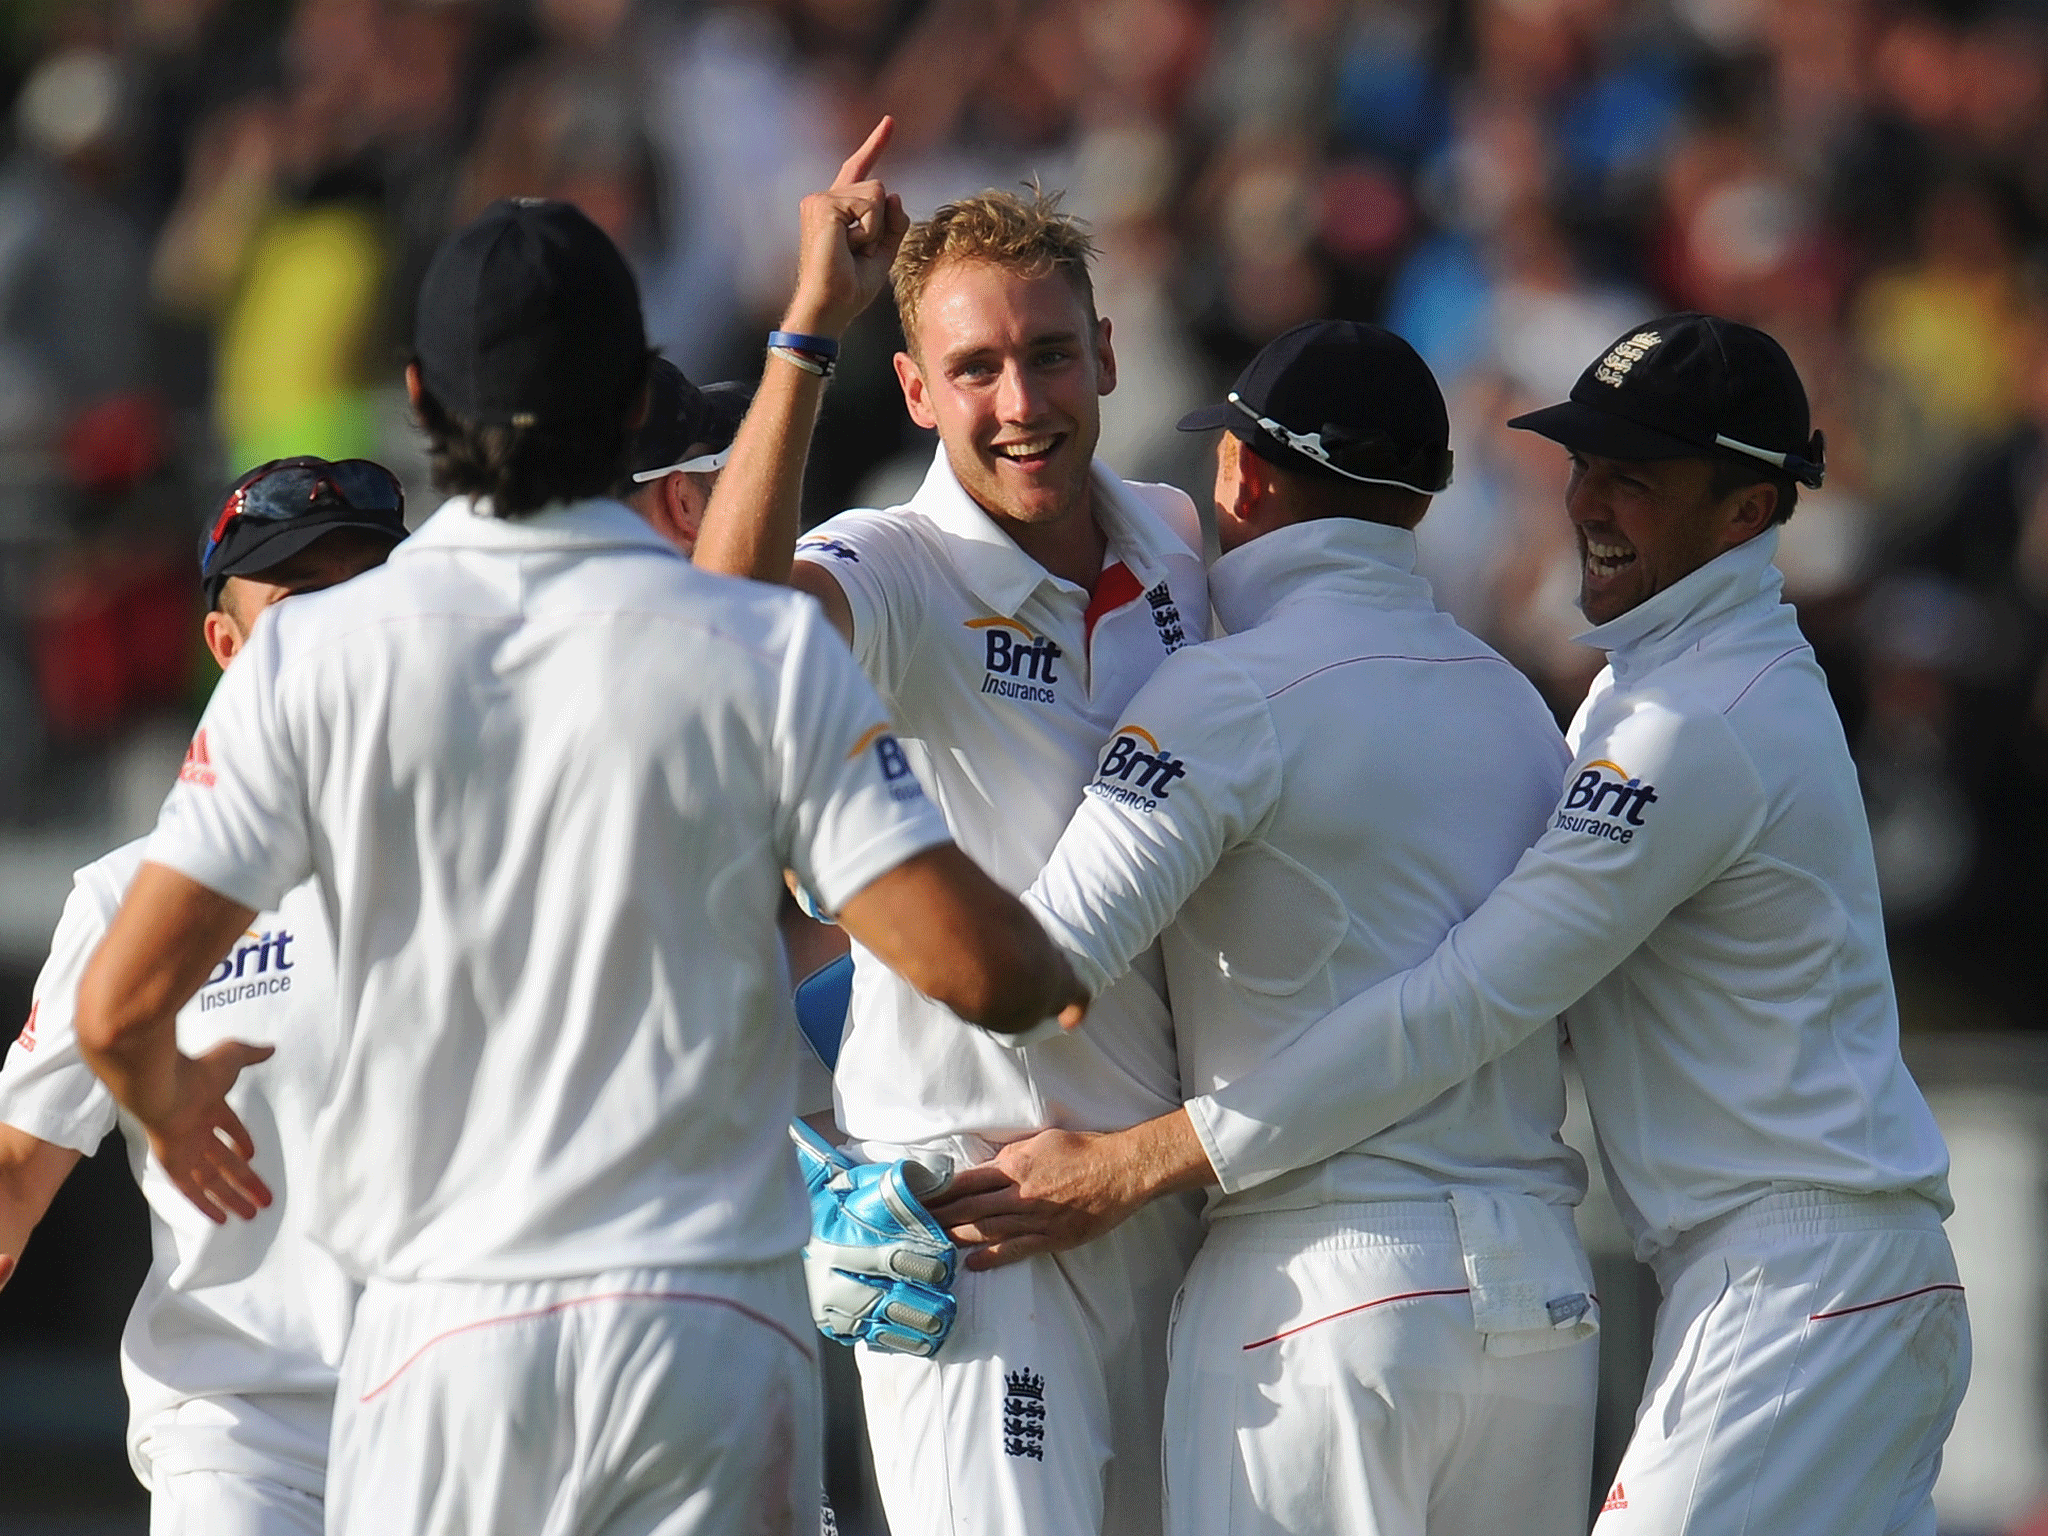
[940,330,1085,371]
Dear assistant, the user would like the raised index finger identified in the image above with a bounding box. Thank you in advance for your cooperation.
[834,116,894,189]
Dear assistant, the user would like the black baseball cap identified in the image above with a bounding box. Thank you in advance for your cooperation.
[414,198,647,428]
[628,359,754,482]
[1177,320,1453,495]
[1507,313,1826,488]
[200,457,408,606]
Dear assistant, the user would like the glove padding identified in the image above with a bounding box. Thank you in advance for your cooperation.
[790,1120,958,1357]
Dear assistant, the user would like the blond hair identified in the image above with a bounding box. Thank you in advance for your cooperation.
[891,187,1098,347]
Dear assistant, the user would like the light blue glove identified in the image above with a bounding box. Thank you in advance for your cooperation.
[789,1120,958,1357]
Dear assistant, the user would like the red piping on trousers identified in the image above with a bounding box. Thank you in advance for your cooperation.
[1808,1282,1966,1322]
[1242,1287,1472,1350]
[359,1290,813,1402]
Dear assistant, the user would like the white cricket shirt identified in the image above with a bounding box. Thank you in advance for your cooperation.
[145,496,951,1283]
[796,449,1209,1145]
[1024,519,1586,1216]
[0,839,355,1493]
[1186,529,1953,1259]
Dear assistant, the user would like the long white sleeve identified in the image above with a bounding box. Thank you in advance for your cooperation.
[1024,647,1284,996]
[1188,696,1767,1193]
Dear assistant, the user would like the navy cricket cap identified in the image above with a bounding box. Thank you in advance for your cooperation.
[414,198,647,428]
[1177,320,1453,495]
[200,457,407,606]
[1507,313,1826,488]
[627,359,754,482]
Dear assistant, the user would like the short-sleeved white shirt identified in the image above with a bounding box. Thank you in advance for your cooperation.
[145,496,951,1283]
[0,839,355,1493]
[796,449,1209,1145]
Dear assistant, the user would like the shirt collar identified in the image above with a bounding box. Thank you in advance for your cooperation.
[1208,517,1429,634]
[396,495,682,558]
[907,446,1187,619]
[1575,526,1784,674]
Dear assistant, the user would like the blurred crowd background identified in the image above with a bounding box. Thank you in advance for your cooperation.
[3,0,2048,1527]
[5,0,2048,1024]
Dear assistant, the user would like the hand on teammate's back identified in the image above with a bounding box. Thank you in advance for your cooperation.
[783,116,911,339]
[143,1041,277,1225]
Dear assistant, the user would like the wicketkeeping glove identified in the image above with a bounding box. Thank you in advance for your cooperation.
[789,1119,958,1357]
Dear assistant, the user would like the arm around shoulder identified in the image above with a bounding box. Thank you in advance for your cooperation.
[1190,700,1768,1192]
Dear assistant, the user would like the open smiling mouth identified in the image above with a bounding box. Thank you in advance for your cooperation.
[1583,537,1637,578]
[992,435,1062,468]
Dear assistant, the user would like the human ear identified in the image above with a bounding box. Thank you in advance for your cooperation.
[894,351,937,431]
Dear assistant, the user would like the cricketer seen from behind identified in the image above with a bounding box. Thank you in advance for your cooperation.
[67,197,1087,1536]
[971,313,1970,1536]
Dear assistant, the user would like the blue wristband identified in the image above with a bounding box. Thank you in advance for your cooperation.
[767,330,841,360]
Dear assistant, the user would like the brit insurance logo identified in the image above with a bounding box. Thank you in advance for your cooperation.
[798,535,860,564]
[1554,758,1659,845]
[968,617,1062,704]
[200,926,297,1010]
[849,723,925,803]
[1085,724,1187,813]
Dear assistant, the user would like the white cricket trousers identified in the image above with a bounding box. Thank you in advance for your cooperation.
[1163,1200,1598,1536]
[329,1262,821,1536]
[148,1471,322,1536]
[856,1187,1203,1536]
[1597,1189,1970,1536]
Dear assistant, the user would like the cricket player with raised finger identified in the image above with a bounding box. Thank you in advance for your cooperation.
[69,196,1088,1536]
[696,120,1208,1536]
[974,313,1969,1536]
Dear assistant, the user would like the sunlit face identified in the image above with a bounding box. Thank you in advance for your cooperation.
[1565,452,1768,624]
[894,259,1115,535]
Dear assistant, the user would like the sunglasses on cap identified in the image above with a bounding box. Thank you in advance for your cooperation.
[202,458,406,577]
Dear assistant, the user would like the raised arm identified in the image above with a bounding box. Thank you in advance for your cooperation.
[695,117,909,645]
[76,862,276,1224]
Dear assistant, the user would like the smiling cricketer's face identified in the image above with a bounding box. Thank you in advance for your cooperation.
[1564,451,1776,624]
[893,257,1117,541]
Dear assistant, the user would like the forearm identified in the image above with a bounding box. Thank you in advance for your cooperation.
[1107,1109,1215,1201]
[692,341,831,583]
[0,1125,80,1280]
[838,845,1088,1035]
[76,863,254,1132]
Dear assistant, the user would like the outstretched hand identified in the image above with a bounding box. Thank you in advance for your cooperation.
[923,1128,1148,1271]
[143,1040,276,1225]
[784,117,911,339]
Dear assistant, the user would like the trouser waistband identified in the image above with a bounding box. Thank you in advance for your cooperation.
[1654,1188,1945,1289]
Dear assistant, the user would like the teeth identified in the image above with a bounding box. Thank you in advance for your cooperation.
[1583,538,1634,575]
[994,437,1057,459]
